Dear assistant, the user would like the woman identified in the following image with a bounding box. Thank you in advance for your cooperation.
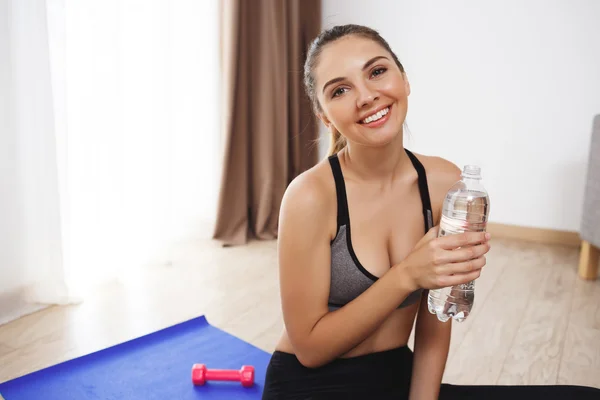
[262,24,599,399]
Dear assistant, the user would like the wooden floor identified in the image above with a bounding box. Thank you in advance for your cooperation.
[1,235,599,389]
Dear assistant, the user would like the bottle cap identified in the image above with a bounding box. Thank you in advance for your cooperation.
[462,165,481,178]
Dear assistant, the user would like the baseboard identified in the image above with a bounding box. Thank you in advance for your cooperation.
[487,222,581,247]
[0,287,49,326]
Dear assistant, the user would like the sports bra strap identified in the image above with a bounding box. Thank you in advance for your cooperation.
[328,149,434,233]
[405,149,434,232]
[328,154,349,227]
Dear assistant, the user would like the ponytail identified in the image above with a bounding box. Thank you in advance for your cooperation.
[327,126,346,156]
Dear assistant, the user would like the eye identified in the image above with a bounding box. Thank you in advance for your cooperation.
[371,67,387,77]
[332,87,348,98]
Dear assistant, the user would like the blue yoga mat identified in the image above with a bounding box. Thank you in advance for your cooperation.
[0,315,272,399]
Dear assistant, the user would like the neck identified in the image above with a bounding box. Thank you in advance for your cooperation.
[341,132,412,183]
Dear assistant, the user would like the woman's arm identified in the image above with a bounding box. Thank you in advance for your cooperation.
[278,174,417,368]
[407,155,465,399]
[409,292,452,400]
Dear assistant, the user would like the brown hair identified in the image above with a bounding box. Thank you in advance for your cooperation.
[303,24,406,156]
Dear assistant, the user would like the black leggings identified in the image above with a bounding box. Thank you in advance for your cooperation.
[261,346,600,400]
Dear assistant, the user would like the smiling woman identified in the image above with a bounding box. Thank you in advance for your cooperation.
[261,24,600,400]
[304,25,410,158]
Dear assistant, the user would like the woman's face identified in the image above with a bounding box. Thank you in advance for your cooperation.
[314,35,410,149]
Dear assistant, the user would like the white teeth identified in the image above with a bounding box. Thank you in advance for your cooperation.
[362,107,389,124]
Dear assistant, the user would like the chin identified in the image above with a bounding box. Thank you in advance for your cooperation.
[376,131,401,147]
[362,124,403,147]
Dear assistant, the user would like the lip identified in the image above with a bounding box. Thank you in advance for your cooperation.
[359,104,392,128]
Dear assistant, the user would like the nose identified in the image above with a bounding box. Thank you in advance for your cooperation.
[356,82,378,109]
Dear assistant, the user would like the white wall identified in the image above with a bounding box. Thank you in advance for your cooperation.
[320,0,600,232]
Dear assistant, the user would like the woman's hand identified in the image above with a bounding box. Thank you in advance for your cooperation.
[397,226,491,291]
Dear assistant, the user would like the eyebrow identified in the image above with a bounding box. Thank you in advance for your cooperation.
[321,55,389,94]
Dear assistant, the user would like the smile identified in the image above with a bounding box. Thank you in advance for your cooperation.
[360,105,391,126]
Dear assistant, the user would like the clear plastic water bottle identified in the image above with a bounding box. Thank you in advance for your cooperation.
[427,165,490,322]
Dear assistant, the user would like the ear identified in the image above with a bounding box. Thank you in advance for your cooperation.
[403,73,411,96]
[317,112,332,129]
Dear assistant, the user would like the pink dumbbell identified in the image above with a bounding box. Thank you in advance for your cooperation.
[191,364,255,388]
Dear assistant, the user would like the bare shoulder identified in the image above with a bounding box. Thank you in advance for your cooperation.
[279,158,337,240]
[415,153,461,189]
[409,152,462,223]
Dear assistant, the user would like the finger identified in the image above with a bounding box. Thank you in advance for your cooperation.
[427,225,440,238]
[437,231,490,250]
[413,225,440,250]
[437,256,486,276]
[442,242,491,263]
[439,269,482,288]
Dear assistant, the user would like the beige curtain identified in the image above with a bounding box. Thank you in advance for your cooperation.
[214,0,322,246]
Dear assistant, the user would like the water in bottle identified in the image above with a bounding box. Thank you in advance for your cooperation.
[427,165,490,322]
